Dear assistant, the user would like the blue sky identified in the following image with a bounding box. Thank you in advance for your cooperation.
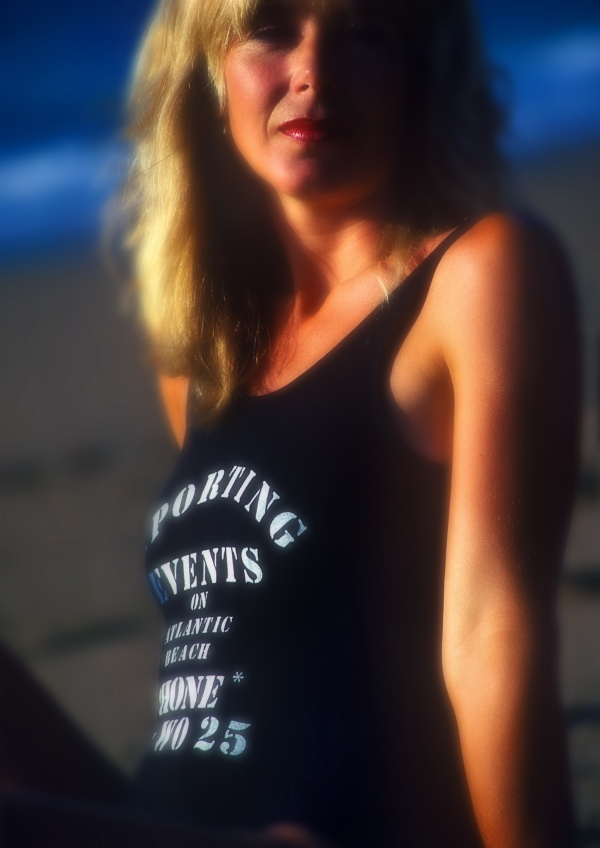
[1,0,600,261]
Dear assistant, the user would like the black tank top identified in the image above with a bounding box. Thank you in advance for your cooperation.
[130,222,481,848]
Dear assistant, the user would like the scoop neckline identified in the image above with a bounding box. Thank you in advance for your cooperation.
[240,224,461,403]
[240,288,390,403]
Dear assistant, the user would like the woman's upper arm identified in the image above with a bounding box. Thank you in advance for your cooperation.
[158,375,190,449]
[436,214,581,673]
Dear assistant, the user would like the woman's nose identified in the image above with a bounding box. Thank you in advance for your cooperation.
[290,18,338,97]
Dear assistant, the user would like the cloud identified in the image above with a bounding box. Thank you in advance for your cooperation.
[0,140,125,256]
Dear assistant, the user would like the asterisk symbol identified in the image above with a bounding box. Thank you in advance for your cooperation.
[233,672,244,683]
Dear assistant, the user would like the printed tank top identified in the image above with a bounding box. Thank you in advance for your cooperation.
[130,221,481,848]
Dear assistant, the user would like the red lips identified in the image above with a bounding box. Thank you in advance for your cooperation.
[278,118,345,142]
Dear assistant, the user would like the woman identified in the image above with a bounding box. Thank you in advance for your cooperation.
[122,0,581,846]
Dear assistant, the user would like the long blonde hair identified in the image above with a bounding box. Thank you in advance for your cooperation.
[125,0,504,422]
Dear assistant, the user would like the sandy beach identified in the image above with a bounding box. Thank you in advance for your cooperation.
[1,145,599,841]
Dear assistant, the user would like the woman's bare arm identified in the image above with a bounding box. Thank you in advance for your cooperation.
[158,374,189,448]
[436,215,580,847]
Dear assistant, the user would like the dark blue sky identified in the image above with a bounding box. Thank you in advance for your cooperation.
[478,0,600,41]
[0,0,151,151]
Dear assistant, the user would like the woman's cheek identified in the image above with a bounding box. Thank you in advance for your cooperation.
[226,51,287,124]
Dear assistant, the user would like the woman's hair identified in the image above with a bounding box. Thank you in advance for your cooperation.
[125,0,505,423]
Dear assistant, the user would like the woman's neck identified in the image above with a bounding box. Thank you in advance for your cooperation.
[274,186,396,317]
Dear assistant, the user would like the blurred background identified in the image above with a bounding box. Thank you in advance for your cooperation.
[0,0,599,843]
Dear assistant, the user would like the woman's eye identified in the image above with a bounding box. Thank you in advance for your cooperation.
[341,17,394,51]
[248,21,297,45]
[350,30,380,48]
[347,24,387,47]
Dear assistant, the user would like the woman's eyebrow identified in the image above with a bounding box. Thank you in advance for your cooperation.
[248,1,298,23]
[253,0,307,13]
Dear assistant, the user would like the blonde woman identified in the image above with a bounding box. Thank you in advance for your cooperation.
[0,0,579,846]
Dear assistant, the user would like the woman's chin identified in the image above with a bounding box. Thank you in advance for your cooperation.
[262,158,394,211]
[260,158,355,204]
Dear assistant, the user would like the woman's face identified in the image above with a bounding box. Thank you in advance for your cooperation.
[223,0,405,209]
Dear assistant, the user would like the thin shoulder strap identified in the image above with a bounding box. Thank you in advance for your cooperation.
[377,214,483,359]
[390,214,481,310]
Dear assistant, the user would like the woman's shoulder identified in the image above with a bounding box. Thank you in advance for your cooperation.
[390,210,580,461]
[437,210,574,299]
[427,210,579,362]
